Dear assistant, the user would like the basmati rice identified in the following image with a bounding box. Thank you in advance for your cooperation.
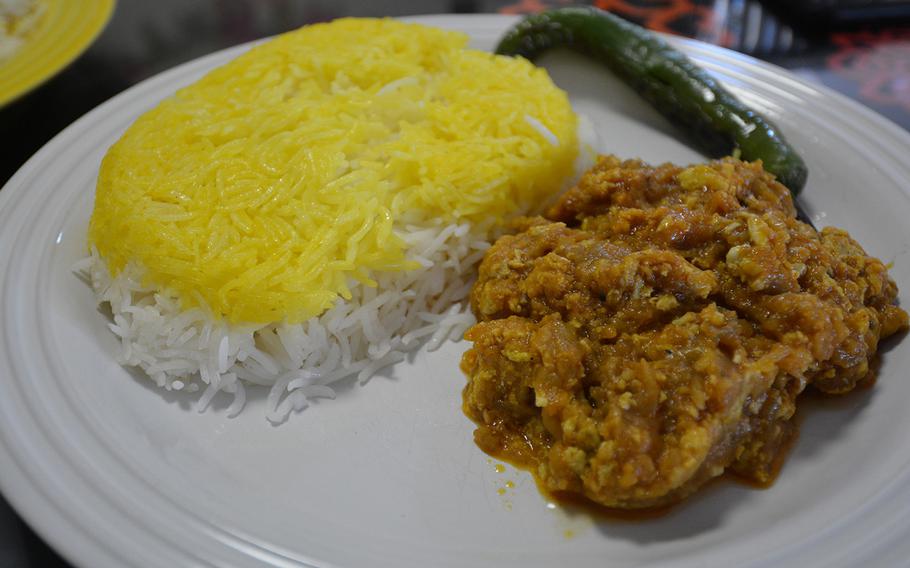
[80,18,591,422]
[80,217,490,423]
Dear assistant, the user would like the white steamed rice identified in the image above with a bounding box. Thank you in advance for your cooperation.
[75,218,487,423]
[75,116,599,423]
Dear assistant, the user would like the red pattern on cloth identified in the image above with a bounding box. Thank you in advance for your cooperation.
[829,30,910,113]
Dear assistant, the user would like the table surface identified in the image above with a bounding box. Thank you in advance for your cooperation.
[2,0,910,566]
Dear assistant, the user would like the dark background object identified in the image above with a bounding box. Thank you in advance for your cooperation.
[2,0,910,566]
[766,0,910,27]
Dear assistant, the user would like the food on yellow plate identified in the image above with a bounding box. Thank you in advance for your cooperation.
[0,0,43,60]
[461,155,907,509]
[82,18,579,422]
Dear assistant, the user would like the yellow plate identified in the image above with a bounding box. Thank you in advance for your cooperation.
[0,0,115,107]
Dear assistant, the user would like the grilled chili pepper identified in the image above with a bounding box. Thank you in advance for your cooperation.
[495,6,808,193]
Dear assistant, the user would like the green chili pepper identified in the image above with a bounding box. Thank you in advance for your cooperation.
[496,6,808,193]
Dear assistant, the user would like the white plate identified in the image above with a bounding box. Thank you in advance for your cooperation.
[2,14,910,568]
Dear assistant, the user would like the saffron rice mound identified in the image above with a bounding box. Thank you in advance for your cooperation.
[82,18,581,422]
